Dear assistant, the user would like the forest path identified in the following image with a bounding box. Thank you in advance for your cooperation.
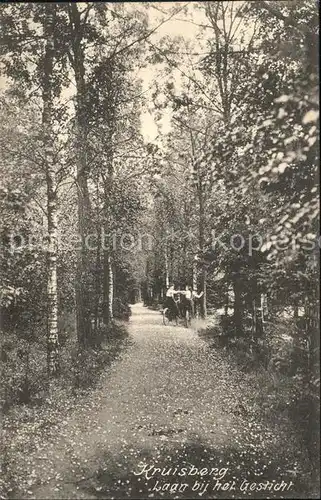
[19,304,310,499]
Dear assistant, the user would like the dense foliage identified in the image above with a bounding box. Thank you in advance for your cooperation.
[0,1,319,496]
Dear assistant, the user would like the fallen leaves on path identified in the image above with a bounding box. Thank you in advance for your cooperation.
[1,305,317,499]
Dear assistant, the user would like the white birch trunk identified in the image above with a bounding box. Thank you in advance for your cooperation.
[192,258,197,292]
[165,245,169,289]
[47,174,59,374]
[43,4,59,375]
[108,255,113,322]
[202,268,207,318]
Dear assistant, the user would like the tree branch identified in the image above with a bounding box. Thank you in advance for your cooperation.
[111,3,189,59]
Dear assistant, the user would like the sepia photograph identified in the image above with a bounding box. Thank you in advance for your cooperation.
[0,1,319,499]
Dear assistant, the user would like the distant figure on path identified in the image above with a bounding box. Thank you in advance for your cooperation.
[180,285,204,317]
[180,285,194,316]
[164,284,180,316]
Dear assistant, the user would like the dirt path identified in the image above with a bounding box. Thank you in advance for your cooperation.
[12,304,314,499]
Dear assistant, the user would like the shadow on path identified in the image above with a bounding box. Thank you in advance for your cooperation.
[20,303,317,499]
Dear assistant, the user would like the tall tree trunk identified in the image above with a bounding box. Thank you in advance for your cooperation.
[108,255,114,322]
[103,249,114,324]
[100,62,116,324]
[192,258,198,292]
[252,298,257,341]
[233,277,242,334]
[68,3,92,345]
[164,244,169,289]
[93,178,101,331]
[259,293,266,335]
[198,176,207,318]
[75,167,92,345]
[94,227,101,331]
[46,166,59,374]
[42,4,59,375]
[201,268,207,318]
[102,157,114,325]
[261,293,267,325]
[170,244,174,284]
[102,157,114,324]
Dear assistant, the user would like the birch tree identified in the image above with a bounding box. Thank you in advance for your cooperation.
[42,4,59,374]
[0,3,66,374]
